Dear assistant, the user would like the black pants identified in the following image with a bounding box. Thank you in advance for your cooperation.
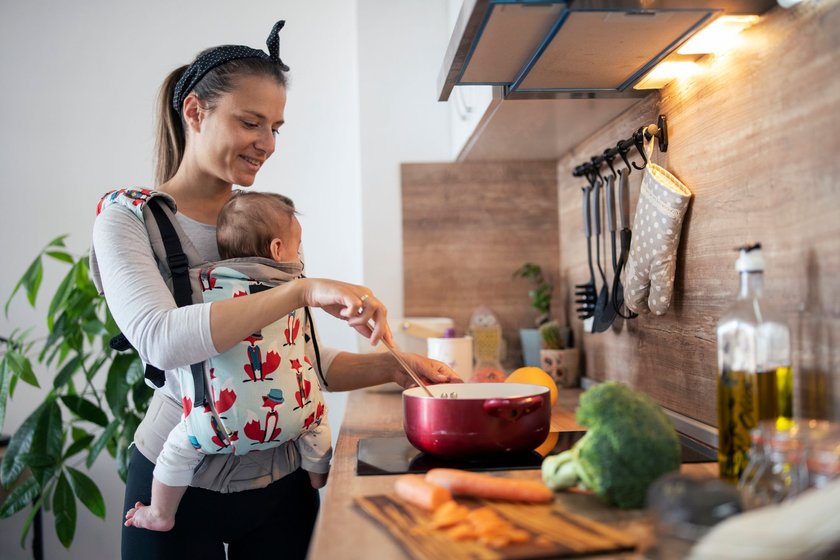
[121,447,319,560]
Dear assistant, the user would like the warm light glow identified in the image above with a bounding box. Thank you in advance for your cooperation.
[677,15,760,55]
[633,61,700,90]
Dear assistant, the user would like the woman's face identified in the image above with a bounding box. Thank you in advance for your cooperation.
[191,74,286,187]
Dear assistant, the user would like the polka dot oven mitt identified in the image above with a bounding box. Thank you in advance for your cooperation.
[624,149,692,315]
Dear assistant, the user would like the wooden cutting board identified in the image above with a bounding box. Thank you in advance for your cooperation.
[354,494,637,560]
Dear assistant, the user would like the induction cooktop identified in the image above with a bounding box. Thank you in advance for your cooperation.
[356,432,585,476]
[355,431,716,476]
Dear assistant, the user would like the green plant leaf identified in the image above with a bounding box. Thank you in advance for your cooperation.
[53,472,76,548]
[0,360,9,432]
[45,234,69,248]
[60,395,108,427]
[66,467,105,519]
[0,476,40,518]
[17,452,58,468]
[63,434,95,460]
[5,256,40,316]
[42,313,69,362]
[47,267,78,330]
[81,319,107,337]
[52,355,82,390]
[46,250,74,264]
[5,349,39,389]
[23,258,44,308]
[29,400,63,486]
[86,420,119,468]
[105,354,142,418]
[1,401,48,486]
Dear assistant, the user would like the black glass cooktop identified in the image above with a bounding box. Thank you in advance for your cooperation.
[355,432,716,476]
[356,432,585,476]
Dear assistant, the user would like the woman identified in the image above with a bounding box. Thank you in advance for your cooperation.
[91,21,460,559]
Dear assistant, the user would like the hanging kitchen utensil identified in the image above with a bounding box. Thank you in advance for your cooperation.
[592,175,617,333]
[574,184,597,320]
[612,167,637,319]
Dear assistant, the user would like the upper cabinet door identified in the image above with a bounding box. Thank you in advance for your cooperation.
[439,0,775,101]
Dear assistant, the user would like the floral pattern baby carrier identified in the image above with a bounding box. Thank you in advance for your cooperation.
[96,188,327,456]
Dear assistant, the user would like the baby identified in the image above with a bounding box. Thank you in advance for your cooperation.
[125,191,331,532]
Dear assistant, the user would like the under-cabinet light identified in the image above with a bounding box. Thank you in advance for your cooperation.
[633,61,700,90]
[677,15,760,55]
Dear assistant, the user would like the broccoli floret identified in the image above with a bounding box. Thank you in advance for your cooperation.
[542,382,681,509]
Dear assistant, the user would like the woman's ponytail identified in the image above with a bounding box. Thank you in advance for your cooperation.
[154,65,188,186]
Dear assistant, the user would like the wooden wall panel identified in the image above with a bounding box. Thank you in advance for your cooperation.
[402,161,559,370]
[558,0,840,426]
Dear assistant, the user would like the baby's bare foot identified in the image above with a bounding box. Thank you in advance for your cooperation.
[124,501,175,532]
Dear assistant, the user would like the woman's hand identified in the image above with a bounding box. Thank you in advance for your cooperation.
[391,352,464,389]
[300,278,393,346]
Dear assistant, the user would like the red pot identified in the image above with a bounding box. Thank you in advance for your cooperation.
[403,383,550,458]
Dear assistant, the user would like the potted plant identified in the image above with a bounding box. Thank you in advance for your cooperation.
[512,263,553,367]
[538,321,580,388]
[0,235,148,549]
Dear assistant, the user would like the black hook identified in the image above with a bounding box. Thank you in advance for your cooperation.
[631,128,648,170]
[617,140,633,175]
[603,149,618,178]
[590,155,606,184]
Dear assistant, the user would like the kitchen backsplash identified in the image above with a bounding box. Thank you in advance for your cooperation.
[558,0,840,426]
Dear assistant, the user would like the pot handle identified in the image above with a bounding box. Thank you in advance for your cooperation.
[483,396,544,422]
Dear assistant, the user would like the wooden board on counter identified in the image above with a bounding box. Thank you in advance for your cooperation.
[355,494,636,560]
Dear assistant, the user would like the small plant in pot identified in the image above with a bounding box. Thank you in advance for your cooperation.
[512,263,553,367]
[539,321,580,388]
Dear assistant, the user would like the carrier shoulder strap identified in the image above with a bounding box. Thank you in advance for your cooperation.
[144,197,208,406]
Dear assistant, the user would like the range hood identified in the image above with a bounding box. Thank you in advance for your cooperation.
[439,0,776,101]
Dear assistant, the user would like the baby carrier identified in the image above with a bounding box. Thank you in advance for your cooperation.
[95,189,327,456]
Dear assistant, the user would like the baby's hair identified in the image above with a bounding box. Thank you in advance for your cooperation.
[217,191,297,260]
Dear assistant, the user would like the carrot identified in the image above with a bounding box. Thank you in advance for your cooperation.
[394,474,453,511]
[429,500,470,529]
[425,468,554,503]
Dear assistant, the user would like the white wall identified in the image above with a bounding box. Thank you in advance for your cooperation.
[357,0,454,326]
[0,1,452,558]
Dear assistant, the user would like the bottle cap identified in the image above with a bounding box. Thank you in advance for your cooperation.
[735,243,764,273]
[443,328,456,338]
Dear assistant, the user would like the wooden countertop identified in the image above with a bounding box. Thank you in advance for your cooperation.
[307,387,716,560]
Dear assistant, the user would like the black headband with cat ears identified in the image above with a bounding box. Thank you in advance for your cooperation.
[172,20,290,115]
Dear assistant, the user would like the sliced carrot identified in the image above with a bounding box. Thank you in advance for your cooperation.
[429,500,470,529]
[394,474,453,511]
[425,468,554,503]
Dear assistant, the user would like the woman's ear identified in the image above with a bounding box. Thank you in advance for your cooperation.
[269,238,286,262]
[182,93,203,133]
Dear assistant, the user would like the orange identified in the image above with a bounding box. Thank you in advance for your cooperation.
[505,366,558,407]
[534,431,559,457]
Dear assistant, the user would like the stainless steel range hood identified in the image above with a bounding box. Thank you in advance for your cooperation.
[439,0,776,101]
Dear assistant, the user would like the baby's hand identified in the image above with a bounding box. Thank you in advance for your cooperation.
[124,501,175,532]
[307,470,328,489]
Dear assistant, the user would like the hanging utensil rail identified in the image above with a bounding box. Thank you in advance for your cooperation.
[572,114,668,182]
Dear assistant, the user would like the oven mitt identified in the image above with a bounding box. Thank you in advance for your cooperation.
[624,138,692,315]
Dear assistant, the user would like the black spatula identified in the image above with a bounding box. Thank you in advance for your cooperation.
[592,175,617,332]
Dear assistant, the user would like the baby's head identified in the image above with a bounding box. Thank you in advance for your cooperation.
[217,191,301,263]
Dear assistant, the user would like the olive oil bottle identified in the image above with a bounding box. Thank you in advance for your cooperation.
[716,244,793,483]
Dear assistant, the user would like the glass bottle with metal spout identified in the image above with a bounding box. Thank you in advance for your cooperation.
[716,243,793,483]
